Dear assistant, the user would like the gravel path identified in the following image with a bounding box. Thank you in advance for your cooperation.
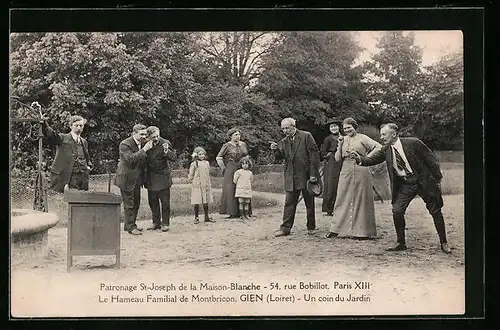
[11,192,465,317]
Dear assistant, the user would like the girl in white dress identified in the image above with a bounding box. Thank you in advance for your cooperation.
[233,157,254,220]
[188,147,215,224]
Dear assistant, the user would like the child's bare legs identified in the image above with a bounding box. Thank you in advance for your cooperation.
[238,198,246,220]
[238,198,252,220]
[203,203,215,222]
[243,199,252,220]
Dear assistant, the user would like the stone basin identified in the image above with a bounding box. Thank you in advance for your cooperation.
[11,208,59,261]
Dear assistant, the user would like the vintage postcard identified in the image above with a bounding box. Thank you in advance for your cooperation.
[9,9,478,318]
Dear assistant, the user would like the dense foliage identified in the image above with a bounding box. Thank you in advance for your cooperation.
[10,31,463,175]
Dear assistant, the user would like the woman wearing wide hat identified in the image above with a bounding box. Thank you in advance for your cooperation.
[320,117,343,216]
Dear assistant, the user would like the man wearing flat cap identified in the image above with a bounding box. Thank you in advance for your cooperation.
[270,118,320,237]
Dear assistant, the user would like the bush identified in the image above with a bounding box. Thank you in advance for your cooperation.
[357,124,381,143]
[10,161,463,227]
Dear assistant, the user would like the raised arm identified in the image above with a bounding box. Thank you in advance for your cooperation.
[358,147,387,167]
[42,122,63,146]
[362,134,383,158]
[334,136,344,162]
[273,140,285,161]
[119,141,147,166]
[163,140,176,161]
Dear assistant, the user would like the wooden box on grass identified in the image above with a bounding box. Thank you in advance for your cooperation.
[64,189,122,272]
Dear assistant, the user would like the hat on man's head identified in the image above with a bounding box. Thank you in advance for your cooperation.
[326,117,342,126]
[306,179,323,197]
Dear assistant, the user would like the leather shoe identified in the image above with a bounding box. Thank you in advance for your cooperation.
[128,228,143,235]
[161,225,170,232]
[441,243,452,254]
[136,227,144,231]
[274,230,290,237]
[307,229,316,235]
[147,225,161,230]
[385,244,407,251]
[325,232,338,238]
[204,218,216,223]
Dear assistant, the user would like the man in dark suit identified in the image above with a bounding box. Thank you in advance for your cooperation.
[270,117,320,237]
[42,115,93,192]
[114,124,153,235]
[352,123,452,253]
[144,126,177,232]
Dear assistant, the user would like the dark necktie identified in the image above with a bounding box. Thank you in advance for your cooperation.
[393,147,411,176]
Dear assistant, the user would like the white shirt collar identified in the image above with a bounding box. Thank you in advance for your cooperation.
[70,132,81,142]
[132,137,141,147]
[392,138,402,149]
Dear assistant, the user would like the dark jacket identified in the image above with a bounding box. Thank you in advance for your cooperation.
[114,136,147,192]
[145,137,177,191]
[274,129,320,192]
[321,134,340,161]
[42,123,92,193]
[360,137,443,203]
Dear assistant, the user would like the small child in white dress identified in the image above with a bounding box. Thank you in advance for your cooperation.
[233,156,253,220]
[188,147,215,224]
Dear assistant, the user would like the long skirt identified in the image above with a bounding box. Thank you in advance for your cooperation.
[219,161,252,216]
[321,156,343,214]
[329,159,377,238]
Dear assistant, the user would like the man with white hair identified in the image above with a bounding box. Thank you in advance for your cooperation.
[270,118,320,237]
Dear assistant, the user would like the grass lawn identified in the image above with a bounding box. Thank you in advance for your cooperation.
[10,163,463,227]
[34,186,277,228]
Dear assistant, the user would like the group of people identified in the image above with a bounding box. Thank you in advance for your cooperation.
[271,117,451,254]
[41,114,452,253]
[41,117,256,236]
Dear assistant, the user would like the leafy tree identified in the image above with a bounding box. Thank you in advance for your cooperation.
[10,31,463,180]
[363,31,430,137]
[363,32,463,150]
[256,31,366,143]
[10,33,162,173]
[197,32,282,86]
[419,51,464,149]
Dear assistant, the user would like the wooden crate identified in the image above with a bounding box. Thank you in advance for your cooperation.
[64,189,122,272]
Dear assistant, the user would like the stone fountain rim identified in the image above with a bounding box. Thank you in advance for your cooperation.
[10,208,59,237]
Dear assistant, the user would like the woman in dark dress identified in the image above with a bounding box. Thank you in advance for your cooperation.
[321,118,343,216]
[216,128,252,218]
